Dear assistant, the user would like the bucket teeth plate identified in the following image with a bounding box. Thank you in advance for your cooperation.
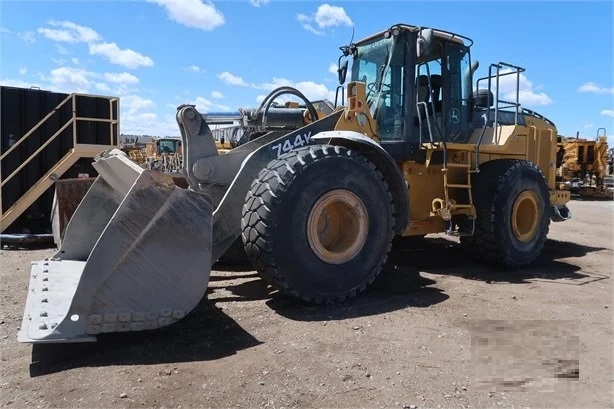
[17,149,214,343]
[18,260,96,343]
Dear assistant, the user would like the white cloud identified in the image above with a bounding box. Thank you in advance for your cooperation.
[491,68,552,107]
[46,66,95,93]
[56,44,69,55]
[254,78,335,103]
[18,66,27,75]
[148,0,225,31]
[249,0,269,6]
[123,95,156,112]
[18,31,36,43]
[218,71,248,86]
[584,124,593,129]
[314,4,353,28]
[104,72,140,85]
[578,82,614,95]
[120,95,158,134]
[601,109,614,117]
[8,64,143,97]
[328,63,338,75]
[123,112,181,137]
[0,69,170,136]
[121,112,161,135]
[1,27,36,43]
[297,16,324,35]
[37,21,101,43]
[37,20,153,72]
[95,83,111,92]
[0,78,40,89]
[71,57,80,65]
[253,77,294,91]
[89,42,154,69]
[193,96,230,112]
[186,65,201,72]
[297,4,353,35]
[211,90,224,99]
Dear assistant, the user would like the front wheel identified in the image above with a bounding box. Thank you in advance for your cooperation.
[241,144,396,304]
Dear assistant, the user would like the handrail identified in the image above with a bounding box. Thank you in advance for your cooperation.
[474,62,526,145]
[1,91,119,233]
[1,93,118,188]
[1,118,75,187]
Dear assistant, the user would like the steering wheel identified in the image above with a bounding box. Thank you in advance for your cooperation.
[367,82,391,94]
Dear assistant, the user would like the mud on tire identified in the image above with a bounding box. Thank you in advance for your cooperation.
[241,144,396,304]
[460,159,550,268]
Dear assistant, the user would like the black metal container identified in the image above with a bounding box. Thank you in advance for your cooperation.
[1,86,119,234]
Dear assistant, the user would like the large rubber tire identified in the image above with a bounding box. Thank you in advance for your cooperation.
[241,144,395,304]
[460,159,550,268]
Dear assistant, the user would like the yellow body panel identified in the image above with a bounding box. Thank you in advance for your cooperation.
[332,81,569,237]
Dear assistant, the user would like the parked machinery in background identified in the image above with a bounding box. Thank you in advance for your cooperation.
[556,128,613,199]
[119,136,148,165]
[144,137,183,173]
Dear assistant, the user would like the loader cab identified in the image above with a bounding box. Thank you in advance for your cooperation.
[347,24,475,160]
[156,138,181,154]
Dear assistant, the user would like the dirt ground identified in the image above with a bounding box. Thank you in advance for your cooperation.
[1,198,612,409]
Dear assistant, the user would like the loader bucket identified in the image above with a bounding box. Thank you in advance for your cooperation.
[17,149,213,343]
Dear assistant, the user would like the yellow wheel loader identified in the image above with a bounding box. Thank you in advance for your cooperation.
[18,24,572,344]
[556,128,612,199]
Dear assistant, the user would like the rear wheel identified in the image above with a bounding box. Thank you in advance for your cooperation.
[460,159,550,268]
[241,144,395,304]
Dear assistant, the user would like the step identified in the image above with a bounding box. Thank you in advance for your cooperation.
[450,204,474,209]
[446,163,471,168]
[446,183,472,189]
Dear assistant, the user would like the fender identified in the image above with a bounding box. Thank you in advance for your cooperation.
[311,131,409,234]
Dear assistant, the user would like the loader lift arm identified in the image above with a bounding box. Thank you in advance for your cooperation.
[17,83,408,343]
[177,102,345,262]
[176,94,409,263]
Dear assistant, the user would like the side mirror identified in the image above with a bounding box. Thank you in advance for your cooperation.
[338,60,349,85]
[416,28,433,59]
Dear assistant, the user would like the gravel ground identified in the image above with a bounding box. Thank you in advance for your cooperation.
[1,199,612,409]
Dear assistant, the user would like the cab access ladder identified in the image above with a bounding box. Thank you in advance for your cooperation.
[440,150,477,236]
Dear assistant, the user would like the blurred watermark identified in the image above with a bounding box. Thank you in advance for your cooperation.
[471,319,579,392]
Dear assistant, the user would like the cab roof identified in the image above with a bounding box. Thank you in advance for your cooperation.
[354,24,473,47]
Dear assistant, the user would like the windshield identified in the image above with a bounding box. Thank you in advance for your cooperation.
[350,33,406,141]
[351,35,397,117]
[158,140,178,153]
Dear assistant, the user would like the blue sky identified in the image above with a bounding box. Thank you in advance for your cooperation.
[1,0,613,144]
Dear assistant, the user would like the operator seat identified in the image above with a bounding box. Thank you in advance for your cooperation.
[430,74,444,134]
[415,74,444,141]
[415,75,430,120]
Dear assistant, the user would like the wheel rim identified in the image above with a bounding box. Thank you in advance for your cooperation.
[511,190,541,242]
[307,189,369,264]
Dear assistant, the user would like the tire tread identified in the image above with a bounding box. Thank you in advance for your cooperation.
[460,159,550,268]
[241,144,395,303]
